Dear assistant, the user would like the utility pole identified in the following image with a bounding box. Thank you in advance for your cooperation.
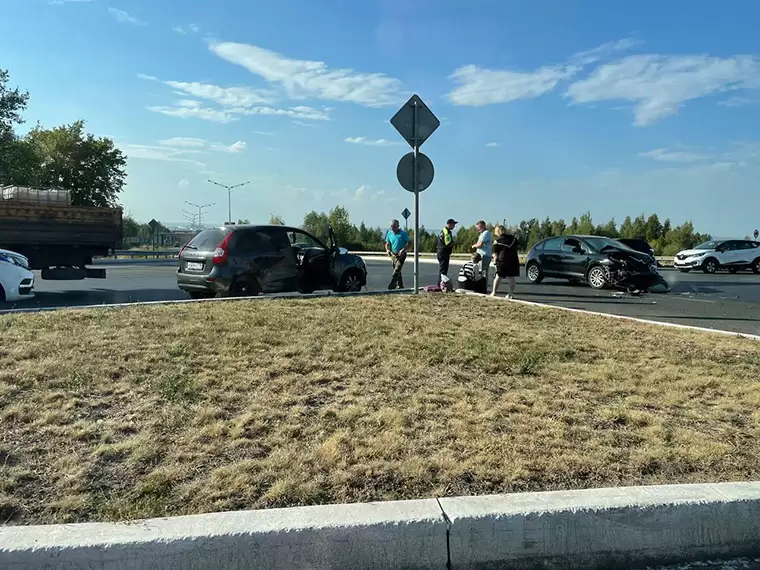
[208,179,249,224]
[185,201,214,229]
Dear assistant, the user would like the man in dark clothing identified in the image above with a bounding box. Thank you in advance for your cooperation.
[437,218,458,278]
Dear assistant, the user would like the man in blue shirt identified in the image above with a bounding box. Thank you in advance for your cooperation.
[385,219,410,289]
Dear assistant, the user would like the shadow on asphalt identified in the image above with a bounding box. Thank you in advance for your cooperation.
[1,289,188,311]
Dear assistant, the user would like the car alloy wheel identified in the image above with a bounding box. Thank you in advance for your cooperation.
[753,258,760,274]
[587,266,607,289]
[338,270,363,292]
[702,259,717,274]
[527,263,541,283]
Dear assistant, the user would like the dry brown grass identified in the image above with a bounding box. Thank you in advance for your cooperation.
[1,295,760,525]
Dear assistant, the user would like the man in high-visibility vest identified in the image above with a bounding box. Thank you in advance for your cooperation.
[437,218,458,279]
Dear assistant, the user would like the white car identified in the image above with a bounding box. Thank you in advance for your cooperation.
[674,239,760,274]
[0,248,35,302]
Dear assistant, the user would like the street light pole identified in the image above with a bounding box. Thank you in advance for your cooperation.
[208,180,250,224]
[185,201,214,229]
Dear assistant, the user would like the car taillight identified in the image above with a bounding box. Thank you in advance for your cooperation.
[212,233,232,265]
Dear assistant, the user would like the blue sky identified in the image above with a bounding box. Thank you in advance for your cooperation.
[3,0,760,236]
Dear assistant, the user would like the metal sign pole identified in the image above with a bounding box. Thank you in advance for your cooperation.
[412,100,419,295]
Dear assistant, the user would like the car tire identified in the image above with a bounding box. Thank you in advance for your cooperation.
[225,278,261,298]
[335,269,363,293]
[752,258,760,274]
[586,265,608,290]
[678,268,691,273]
[0,285,5,302]
[189,291,215,300]
[702,258,718,274]
[526,262,543,284]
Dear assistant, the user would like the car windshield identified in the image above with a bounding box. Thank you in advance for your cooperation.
[694,240,721,250]
[584,237,636,253]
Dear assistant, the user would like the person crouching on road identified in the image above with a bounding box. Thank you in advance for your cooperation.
[492,225,520,299]
[385,219,410,289]
[437,218,457,279]
[458,252,487,294]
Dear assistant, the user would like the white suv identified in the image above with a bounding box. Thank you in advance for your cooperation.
[674,240,760,274]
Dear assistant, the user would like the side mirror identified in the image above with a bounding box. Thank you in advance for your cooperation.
[338,247,348,255]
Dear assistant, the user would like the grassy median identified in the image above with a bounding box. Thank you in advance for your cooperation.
[1,295,759,525]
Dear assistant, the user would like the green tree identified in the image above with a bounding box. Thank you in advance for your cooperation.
[302,210,330,242]
[328,205,352,246]
[122,215,140,238]
[268,215,284,225]
[631,214,647,239]
[577,212,594,235]
[0,69,28,137]
[237,218,251,224]
[645,214,663,243]
[0,69,34,185]
[25,120,126,207]
[619,216,634,238]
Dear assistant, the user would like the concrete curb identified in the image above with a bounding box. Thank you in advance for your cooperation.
[2,483,760,569]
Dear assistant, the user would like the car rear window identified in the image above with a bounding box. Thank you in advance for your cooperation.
[186,229,227,251]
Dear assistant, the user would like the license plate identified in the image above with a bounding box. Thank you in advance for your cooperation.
[186,261,204,271]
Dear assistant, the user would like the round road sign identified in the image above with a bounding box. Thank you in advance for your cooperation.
[396,152,434,193]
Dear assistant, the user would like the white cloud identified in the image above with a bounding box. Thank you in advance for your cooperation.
[124,144,206,167]
[173,23,201,35]
[157,137,247,153]
[566,54,760,126]
[147,100,235,123]
[164,80,276,107]
[137,73,158,82]
[157,137,206,148]
[292,120,318,127]
[639,148,711,163]
[718,95,760,108]
[108,7,146,26]
[447,39,635,106]
[252,130,275,136]
[49,0,92,5]
[210,140,247,153]
[139,74,330,122]
[209,41,404,107]
[485,142,501,148]
[355,185,367,199]
[345,136,399,146]
[234,106,331,121]
[178,178,190,189]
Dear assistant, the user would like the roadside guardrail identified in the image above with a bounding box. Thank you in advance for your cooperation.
[107,249,676,266]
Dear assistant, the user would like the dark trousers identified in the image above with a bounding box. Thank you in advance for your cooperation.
[437,250,451,278]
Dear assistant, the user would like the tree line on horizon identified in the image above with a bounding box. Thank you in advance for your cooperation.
[296,207,711,257]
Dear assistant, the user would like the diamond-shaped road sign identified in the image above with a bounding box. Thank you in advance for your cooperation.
[397,152,435,193]
[390,94,440,149]
[401,208,411,220]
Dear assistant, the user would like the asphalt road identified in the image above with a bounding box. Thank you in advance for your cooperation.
[3,258,760,336]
